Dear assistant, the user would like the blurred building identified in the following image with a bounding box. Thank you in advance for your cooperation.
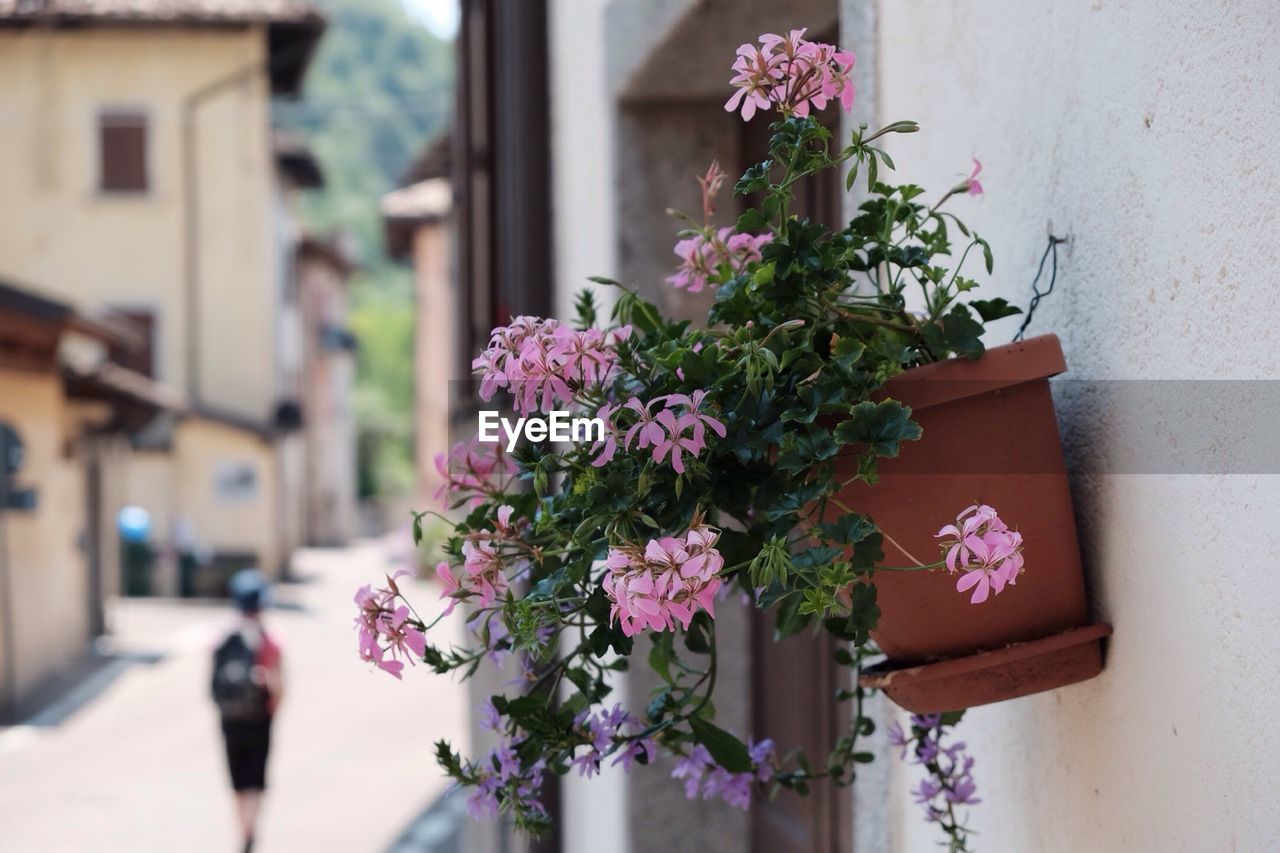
[295,234,359,546]
[0,278,177,715]
[382,135,453,503]
[0,0,343,596]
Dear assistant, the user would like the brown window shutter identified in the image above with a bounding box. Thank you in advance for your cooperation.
[99,112,148,193]
[108,309,156,378]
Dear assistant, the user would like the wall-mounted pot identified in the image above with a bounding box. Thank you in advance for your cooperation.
[838,334,1111,712]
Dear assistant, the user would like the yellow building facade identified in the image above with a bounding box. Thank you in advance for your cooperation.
[0,6,323,591]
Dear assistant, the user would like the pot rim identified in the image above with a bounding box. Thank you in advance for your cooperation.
[878,333,1067,413]
[858,622,1112,691]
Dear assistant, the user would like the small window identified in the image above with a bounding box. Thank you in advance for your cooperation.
[108,308,156,378]
[98,111,148,194]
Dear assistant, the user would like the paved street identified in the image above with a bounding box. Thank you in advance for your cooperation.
[0,541,470,853]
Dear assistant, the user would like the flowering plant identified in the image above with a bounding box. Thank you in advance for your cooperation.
[357,27,1027,851]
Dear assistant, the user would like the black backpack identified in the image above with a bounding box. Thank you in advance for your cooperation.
[211,631,270,722]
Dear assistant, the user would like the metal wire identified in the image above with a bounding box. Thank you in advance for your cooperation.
[1014,235,1067,342]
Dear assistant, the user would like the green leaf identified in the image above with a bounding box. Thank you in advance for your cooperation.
[818,513,876,544]
[832,336,866,369]
[683,611,713,654]
[573,288,598,329]
[734,160,773,196]
[969,297,1023,322]
[844,161,859,192]
[921,305,985,360]
[773,590,810,639]
[753,261,776,286]
[833,400,923,458]
[846,581,881,644]
[689,717,753,774]
[648,632,675,685]
[736,208,768,232]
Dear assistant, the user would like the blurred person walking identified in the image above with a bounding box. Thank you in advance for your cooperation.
[211,570,283,853]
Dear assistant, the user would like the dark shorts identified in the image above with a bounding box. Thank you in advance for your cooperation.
[221,719,272,791]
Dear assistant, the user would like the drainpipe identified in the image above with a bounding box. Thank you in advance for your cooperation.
[180,37,315,403]
[181,65,262,404]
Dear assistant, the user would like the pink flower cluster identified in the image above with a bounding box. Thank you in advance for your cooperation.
[603,524,724,637]
[667,227,772,293]
[592,392,727,473]
[935,504,1024,605]
[471,315,629,415]
[437,506,526,616]
[726,29,855,121]
[433,438,518,507]
[353,571,426,679]
[671,738,775,809]
[570,704,656,778]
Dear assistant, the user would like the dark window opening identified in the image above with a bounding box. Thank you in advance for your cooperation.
[108,309,156,378]
[98,111,149,194]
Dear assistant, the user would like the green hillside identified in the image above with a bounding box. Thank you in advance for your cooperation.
[274,0,453,505]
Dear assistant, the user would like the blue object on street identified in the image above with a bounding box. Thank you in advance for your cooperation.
[117,506,151,543]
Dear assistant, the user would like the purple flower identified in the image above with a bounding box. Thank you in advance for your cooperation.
[670,736,773,810]
[479,698,502,732]
[571,750,601,779]
[611,738,655,772]
[893,715,982,829]
[912,778,943,804]
[946,775,981,806]
[570,704,652,778]
[887,720,910,759]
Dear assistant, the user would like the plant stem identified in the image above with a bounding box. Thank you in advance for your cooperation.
[879,528,927,567]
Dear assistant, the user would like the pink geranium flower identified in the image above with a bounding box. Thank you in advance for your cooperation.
[353,572,426,678]
[471,316,627,415]
[603,523,724,637]
[433,438,518,507]
[623,397,670,451]
[935,505,1024,604]
[725,29,855,121]
[590,402,620,467]
[966,158,984,196]
[604,393,725,474]
[438,537,514,617]
[666,227,771,293]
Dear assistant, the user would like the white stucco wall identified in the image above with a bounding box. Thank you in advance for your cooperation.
[549,3,629,851]
[850,1,1280,850]
[550,0,628,327]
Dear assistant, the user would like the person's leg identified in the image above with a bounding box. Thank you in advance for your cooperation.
[234,791,261,850]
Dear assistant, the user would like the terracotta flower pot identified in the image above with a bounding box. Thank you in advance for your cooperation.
[840,334,1111,713]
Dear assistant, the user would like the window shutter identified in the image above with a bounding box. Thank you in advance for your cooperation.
[99,112,148,193]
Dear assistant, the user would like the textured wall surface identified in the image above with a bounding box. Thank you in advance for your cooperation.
[864,1,1280,850]
[0,370,87,707]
